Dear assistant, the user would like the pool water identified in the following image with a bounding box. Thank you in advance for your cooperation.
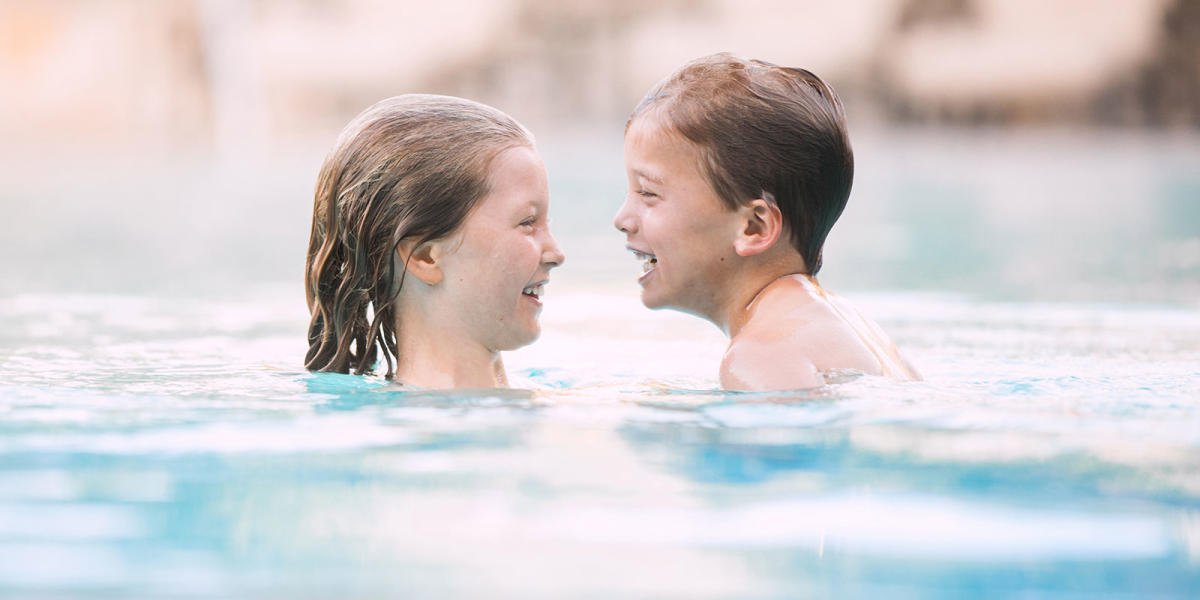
[1,287,1197,598]
[1,129,1198,597]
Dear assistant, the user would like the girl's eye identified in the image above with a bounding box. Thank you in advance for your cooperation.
[519,218,536,228]
[636,189,658,198]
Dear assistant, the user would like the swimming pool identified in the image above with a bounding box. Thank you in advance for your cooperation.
[1,129,1198,597]
[1,287,1197,598]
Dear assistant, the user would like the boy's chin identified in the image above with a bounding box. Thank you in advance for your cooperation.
[639,290,671,310]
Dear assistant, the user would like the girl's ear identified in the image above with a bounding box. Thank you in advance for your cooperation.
[397,239,444,286]
[733,195,783,257]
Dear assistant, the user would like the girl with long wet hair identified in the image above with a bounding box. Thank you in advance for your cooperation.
[305,95,564,388]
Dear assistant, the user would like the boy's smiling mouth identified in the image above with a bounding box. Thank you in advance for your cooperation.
[629,248,658,281]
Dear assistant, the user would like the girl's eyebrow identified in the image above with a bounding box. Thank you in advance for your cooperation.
[522,197,545,213]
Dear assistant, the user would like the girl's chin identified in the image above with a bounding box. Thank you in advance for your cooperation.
[496,324,540,351]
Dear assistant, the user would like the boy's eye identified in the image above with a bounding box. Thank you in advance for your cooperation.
[636,189,658,198]
[519,217,536,227]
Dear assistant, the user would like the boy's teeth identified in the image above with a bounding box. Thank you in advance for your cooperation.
[522,284,544,297]
[639,254,657,275]
[628,249,657,277]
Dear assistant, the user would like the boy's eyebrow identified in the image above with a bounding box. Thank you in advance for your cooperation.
[632,169,663,184]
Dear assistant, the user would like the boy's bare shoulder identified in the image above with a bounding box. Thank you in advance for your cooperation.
[719,332,823,391]
[719,284,829,391]
[719,278,889,390]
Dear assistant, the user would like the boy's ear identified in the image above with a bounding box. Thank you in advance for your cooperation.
[733,195,783,257]
[397,239,444,286]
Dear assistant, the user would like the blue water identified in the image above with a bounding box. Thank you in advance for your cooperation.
[1,289,1197,598]
[2,129,1199,597]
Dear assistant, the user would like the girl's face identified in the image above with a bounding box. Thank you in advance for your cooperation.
[437,145,565,352]
[614,114,741,319]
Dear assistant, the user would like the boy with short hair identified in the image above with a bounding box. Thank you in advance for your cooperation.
[613,53,919,390]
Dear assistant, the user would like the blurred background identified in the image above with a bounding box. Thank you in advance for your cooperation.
[1,0,1198,306]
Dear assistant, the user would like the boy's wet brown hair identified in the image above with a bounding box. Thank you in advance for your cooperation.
[630,53,853,275]
[305,94,532,377]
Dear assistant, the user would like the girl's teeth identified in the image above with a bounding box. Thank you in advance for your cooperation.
[522,284,544,297]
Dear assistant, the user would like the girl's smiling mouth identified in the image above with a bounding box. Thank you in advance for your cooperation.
[522,281,547,304]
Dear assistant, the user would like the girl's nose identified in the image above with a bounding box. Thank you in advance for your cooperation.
[543,232,565,268]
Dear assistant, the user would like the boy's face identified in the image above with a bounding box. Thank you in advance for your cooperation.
[614,113,742,319]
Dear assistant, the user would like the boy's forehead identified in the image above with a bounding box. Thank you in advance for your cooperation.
[626,111,675,145]
[626,115,703,180]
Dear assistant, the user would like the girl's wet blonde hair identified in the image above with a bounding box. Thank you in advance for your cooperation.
[305,94,532,377]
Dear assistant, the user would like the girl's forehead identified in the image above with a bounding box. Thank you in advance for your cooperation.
[471,148,548,216]
[471,188,543,221]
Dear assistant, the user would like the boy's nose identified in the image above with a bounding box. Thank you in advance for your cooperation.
[613,197,636,234]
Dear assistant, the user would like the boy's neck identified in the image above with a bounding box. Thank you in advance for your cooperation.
[715,255,816,337]
[391,306,508,389]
